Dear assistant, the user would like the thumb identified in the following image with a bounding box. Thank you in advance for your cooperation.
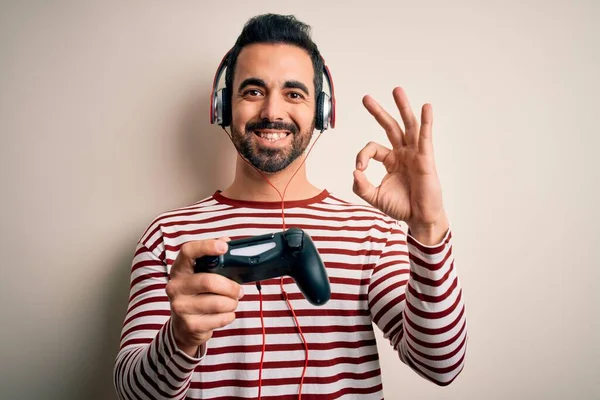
[353,169,378,207]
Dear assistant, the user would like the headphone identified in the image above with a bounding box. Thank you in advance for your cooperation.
[209,49,336,132]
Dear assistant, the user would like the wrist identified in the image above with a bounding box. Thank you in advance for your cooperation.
[175,336,201,358]
[172,318,204,358]
[408,212,449,246]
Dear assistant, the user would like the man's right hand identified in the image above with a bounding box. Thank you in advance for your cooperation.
[165,237,243,357]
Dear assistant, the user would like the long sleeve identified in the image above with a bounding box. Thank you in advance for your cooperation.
[367,222,467,385]
[113,242,205,399]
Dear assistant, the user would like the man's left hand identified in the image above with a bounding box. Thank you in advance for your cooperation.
[353,87,449,245]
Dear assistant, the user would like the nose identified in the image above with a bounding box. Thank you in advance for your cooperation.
[259,93,285,121]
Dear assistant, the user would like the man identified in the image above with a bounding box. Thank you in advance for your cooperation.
[114,13,467,399]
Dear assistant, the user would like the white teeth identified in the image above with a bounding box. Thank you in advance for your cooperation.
[258,132,287,141]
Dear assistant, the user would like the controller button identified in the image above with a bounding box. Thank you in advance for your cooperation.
[285,233,303,250]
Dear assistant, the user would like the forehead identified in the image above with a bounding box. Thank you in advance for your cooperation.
[233,43,314,90]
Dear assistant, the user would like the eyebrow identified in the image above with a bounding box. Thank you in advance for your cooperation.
[238,78,311,96]
[283,80,310,96]
[238,78,266,92]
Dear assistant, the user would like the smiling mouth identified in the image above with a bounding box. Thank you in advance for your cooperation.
[254,130,290,142]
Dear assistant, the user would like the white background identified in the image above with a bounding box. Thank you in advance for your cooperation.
[1,1,599,399]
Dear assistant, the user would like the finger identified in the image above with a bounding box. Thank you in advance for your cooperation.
[362,95,405,148]
[355,141,391,171]
[178,272,243,299]
[181,312,237,335]
[419,103,434,156]
[171,293,239,316]
[392,87,419,147]
[170,239,229,278]
[352,169,378,207]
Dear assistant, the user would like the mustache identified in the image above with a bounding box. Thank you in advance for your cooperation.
[245,120,299,135]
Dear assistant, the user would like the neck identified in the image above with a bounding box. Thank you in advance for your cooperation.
[221,154,322,202]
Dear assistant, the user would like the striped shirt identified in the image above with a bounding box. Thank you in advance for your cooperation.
[114,190,467,399]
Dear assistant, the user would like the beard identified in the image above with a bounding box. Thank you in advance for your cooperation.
[231,119,314,173]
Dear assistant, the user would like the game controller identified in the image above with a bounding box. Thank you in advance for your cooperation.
[194,228,330,306]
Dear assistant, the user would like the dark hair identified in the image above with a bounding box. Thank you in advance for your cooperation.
[224,14,324,100]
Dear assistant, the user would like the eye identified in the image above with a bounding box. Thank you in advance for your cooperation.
[287,92,305,100]
[243,89,263,97]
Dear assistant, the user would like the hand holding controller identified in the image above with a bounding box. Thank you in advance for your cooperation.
[194,228,330,305]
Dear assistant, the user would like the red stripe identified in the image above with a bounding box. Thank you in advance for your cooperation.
[212,324,374,338]
[190,368,382,389]
[163,319,198,374]
[371,278,407,309]
[410,260,455,287]
[161,222,391,239]
[319,248,382,257]
[143,344,180,393]
[134,245,149,258]
[404,352,464,386]
[378,250,410,259]
[305,205,385,217]
[406,289,463,320]
[407,348,466,375]
[131,259,164,274]
[138,198,225,240]
[387,324,404,347]
[154,345,188,384]
[369,268,409,293]
[142,225,162,247]
[409,246,452,271]
[386,239,408,246]
[158,211,392,228]
[234,308,369,319]
[130,272,168,289]
[405,319,466,350]
[213,190,330,209]
[120,323,164,342]
[311,235,389,244]
[324,261,376,271]
[242,292,367,303]
[381,310,404,335]
[128,283,167,303]
[146,234,164,253]
[248,276,370,287]
[208,340,377,356]
[407,333,467,362]
[325,194,352,205]
[407,230,452,255]
[121,337,152,349]
[371,281,407,325]
[195,384,383,400]
[197,353,380,372]
[405,308,466,340]
[407,277,458,303]
[126,295,168,314]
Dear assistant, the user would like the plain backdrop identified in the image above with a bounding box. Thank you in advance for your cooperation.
[1,1,599,399]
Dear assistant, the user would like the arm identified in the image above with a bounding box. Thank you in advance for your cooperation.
[113,243,204,399]
[368,223,467,385]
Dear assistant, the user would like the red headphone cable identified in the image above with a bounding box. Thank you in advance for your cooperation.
[221,127,323,399]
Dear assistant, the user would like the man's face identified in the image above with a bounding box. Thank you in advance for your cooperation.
[230,43,316,173]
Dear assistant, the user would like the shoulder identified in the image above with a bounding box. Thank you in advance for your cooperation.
[319,192,402,227]
[137,193,232,246]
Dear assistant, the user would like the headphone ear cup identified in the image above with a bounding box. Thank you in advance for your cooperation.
[315,92,325,131]
[220,87,231,127]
